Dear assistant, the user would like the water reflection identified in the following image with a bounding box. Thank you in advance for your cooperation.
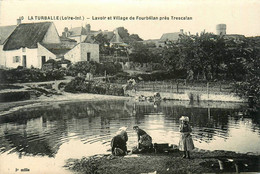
[0,100,259,159]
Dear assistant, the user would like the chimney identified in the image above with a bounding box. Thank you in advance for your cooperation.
[114,28,120,42]
[17,18,21,25]
[86,24,91,32]
[63,27,70,37]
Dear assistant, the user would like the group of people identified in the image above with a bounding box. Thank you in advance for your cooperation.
[111,116,194,159]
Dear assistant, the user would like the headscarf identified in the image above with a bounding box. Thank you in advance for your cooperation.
[179,116,189,122]
[116,127,128,141]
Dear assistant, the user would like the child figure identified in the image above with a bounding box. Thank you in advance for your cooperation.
[179,116,194,159]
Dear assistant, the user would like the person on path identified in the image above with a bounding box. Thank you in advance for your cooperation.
[179,116,195,159]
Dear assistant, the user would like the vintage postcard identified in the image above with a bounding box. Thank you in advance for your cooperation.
[0,0,259,173]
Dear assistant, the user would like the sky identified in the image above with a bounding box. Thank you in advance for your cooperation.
[0,0,259,40]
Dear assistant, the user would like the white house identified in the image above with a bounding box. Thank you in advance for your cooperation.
[64,43,99,63]
[2,22,60,68]
[1,21,100,69]
[0,25,17,67]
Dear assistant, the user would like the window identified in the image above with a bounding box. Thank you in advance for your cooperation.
[87,52,91,61]
[13,56,21,63]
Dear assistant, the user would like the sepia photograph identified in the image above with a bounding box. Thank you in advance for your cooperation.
[0,0,259,173]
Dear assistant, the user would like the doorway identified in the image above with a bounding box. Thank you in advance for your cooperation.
[87,52,91,61]
[42,56,46,66]
[22,55,27,67]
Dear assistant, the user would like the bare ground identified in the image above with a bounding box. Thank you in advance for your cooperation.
[64,149,260,174]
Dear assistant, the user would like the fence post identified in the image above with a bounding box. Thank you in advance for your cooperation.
[104,70,107,82]
[177,81,179,93]
[207,82,209,100]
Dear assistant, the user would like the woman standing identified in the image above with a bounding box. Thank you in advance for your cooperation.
[179,116,194,159]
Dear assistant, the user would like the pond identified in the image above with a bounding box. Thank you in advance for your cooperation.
[0,99,259,173]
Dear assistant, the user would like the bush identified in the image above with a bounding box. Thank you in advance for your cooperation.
[0,68,65,83]
[66,61,123,77]
[64,77,90,93]
[64,77,124,96]
[0,91,31,102]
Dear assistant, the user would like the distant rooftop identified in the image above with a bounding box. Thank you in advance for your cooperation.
[160,31,183,42]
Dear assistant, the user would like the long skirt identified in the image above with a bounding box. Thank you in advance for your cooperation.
[139,134,152,148]
[179,133,195,151]
[113,147,125,156]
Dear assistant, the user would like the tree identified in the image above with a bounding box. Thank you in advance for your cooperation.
[129,42,151,63]
[163,32,233,80]
[91,33,114,55]
[117,27,143,44]
[234,37,260,109]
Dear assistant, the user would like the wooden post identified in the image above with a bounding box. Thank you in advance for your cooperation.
[207,82,209,100]
[177,81,179,93]
[162,81,164,92]
[104,70,107,82]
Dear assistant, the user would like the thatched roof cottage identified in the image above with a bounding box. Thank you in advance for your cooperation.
[0,21,99,69]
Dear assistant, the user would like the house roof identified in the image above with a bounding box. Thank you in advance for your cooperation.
[102,31,114,40]
[110,33,124,43]
[83,34,96,44]
[0,25,17,45]
[88,30,101,35]
[142,39,161,43]
[160,32,183,41]
[69,27,87,36]
[41,43,73,57]
[60,36,77,43]
[3,22,52,50]
[223,34,245,40]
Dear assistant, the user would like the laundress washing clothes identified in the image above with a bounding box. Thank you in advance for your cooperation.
[133,126,153,151]
[179,116,194,159]
[111,127,128,156]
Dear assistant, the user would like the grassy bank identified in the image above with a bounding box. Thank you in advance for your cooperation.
[64,149,260,174]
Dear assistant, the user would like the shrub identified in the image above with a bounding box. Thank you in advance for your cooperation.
[64,77,89,93]
[64,77,124,96]
[0,91,31,102]
[67,61,123,77]
[0,68,65,84]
